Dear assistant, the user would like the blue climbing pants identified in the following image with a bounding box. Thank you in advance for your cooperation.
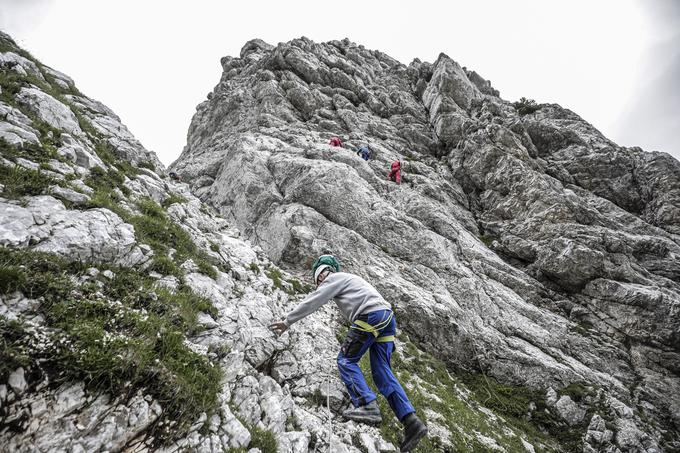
[337,309,415,421]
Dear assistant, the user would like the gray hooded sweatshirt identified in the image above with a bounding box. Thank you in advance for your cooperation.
[285,272,391,326]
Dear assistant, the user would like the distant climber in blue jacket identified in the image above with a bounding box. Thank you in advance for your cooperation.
[356,145,371,161]
[269,255,428,452]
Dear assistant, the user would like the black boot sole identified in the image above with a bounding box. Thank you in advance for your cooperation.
[401,424,428,452]
[342,414,383,425]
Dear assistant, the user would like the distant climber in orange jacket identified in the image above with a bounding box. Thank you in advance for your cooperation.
[388,160,401,184]
[329,137,343,147]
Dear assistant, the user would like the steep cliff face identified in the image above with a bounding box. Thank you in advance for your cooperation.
[173,37,680,451]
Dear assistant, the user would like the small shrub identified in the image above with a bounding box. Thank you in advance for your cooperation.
[0,164,54,198]
[74,111,100,139]
[195,258,218,280]
[249,262,260,274]
[86,166,126,191]
[148,254,181,278]
[249,426,277,453]
[0,137,59,164]
[137,197,165,219]
[138,160,156,171]
[559,382,595,403]
[161,193,187,208]
[209,242,220,252]
[0,318,32,381]
[266,267,283,290]
[513,97,541,115]
[0,264,27,293]
[93,141,117,166]
[479,234,495,248]
[287,278,312,294]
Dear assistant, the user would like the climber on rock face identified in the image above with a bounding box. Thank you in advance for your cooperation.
[388,160,401,184]
[329,136,343,147]
[269,255,428,452]
[356,145,371,161]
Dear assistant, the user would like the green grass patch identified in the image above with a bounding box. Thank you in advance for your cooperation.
[0,246,221,442]
[74,110,100,139]
[86,165,126,191]
[266,267,283,290]
[89,141,138,178]
[148,254,182,278]
[249,262,261,274]
[0,35,39,64]
[195,257,218,279]
[85,191,222,282]
[0,136,61,165]
[130,198,220,280]
[161,193,187,208]
[248,425,277,453]
[138,160,156,171]
[86,185,128,218]
[0,164,55,198]
[0,67,40,105]
[287,277,313,295]
[478,234,495,248]
[0,317,33,382]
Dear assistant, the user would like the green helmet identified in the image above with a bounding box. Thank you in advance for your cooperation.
[312,255,341,281]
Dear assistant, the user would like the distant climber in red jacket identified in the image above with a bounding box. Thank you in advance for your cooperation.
[388,160,401,184]
[329,137,343,147]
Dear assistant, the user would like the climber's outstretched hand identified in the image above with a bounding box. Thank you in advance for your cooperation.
[269,321,288,337]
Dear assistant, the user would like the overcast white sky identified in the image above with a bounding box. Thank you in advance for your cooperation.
[1,0,678,165]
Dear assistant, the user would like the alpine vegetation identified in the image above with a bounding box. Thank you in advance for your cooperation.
[1,30,679,452]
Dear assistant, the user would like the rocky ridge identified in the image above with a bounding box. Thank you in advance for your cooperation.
[0,31,583,453]
[171,37,680,452]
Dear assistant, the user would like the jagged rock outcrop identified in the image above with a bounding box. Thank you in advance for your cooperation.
[172,36,680,451]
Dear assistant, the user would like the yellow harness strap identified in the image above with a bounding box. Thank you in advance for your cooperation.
[353,319,379,337]
[351,312,394,342]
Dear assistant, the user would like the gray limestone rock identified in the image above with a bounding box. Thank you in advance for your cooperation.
[8,368,27,395]
[49,185,90,206]
[57,133,104,169]
[554,395,586,426]
[16,86,83,136]
[0,101,41,146]
[172,37,680,451]
[0,196,148,266]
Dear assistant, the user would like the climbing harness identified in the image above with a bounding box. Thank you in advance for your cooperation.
[351,311,395,343]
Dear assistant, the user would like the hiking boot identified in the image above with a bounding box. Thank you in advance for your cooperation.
[342,400,382,424]
[400,413,428,452]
